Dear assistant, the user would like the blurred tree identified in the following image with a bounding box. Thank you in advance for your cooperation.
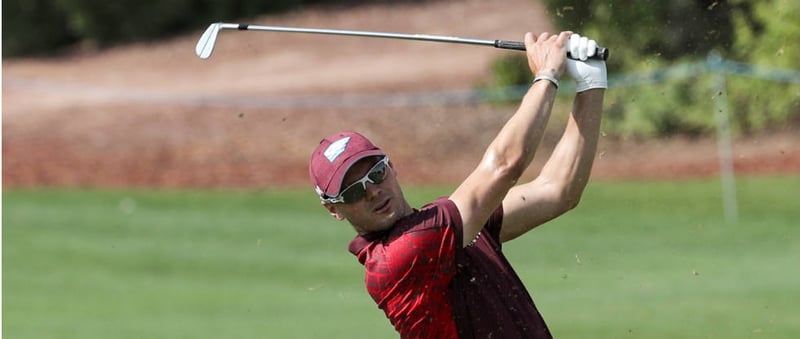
[726,0,800,133]
[51,0,307,47]
[2,0,424,57]
[54,0,196,46]
[2,0,77,56]
[528,0,799,137]
[545,0,743,69]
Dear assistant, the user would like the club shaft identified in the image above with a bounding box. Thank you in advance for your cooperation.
[222,23,497,47]
[204,23,609,60]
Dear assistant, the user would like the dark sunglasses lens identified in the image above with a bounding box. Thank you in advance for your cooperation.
[369,162,387,184]
[341,184,367,204]
[339,159,387,204]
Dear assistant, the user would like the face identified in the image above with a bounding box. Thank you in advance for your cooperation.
[323,156,412,234]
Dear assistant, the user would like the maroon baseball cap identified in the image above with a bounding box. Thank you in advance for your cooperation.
[309,131,385,200]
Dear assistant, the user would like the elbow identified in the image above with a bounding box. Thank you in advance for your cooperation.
[483,150,527,183]
[550,182,585,214]
[547,192,581,218]
[553,175,591,213]
[562,193,582,212]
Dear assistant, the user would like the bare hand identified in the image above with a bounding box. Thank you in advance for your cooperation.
[524,31,571,79]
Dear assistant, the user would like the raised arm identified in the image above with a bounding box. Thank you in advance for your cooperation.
[500,35,608,242]
[499,89,604,241]
[449,31,571,247]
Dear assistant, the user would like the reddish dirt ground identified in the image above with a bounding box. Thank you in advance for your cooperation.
[3,0,799,189]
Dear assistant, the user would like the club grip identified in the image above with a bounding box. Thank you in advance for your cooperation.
[494,40,609,61]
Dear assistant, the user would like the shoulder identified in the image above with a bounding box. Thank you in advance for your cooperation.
[442,196,504,246]
[408,197,462,231]
[384,197,461,246]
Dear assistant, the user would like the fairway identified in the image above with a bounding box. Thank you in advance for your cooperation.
[3,176,799,338]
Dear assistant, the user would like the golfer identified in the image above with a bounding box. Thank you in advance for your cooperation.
[309,31,607,338]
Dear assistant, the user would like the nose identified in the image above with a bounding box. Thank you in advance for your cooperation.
[364,181,382,200]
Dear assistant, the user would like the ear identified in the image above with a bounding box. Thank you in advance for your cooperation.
[322,201,346,221]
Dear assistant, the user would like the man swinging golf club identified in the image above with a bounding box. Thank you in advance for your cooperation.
[309,31,607,338]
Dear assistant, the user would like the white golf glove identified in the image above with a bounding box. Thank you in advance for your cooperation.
[566,34,608,93]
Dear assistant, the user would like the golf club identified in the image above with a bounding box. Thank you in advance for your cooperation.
[195,22,609,61]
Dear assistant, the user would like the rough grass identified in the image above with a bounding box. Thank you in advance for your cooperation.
[3,176,799,338]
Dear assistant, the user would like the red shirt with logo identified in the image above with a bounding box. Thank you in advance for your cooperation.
[348,197,551,338]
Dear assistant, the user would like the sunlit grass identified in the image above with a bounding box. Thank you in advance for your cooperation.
[3,176,799,338]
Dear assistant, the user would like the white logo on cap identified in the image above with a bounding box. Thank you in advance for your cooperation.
[323,136,350,162]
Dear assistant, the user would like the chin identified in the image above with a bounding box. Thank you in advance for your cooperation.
[373,212,401,232]
[373,218,396,232]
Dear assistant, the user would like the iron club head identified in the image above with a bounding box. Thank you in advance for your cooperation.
[195,23,222,59]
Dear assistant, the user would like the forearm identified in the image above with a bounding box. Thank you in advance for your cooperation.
[450,31,570,247]
[538,88,604,202]
[482,80,558,179]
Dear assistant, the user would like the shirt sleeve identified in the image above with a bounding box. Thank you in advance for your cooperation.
[439,197,504,246]
[484,204,505,244]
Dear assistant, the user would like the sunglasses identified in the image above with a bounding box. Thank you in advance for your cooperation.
[324,156,389,204]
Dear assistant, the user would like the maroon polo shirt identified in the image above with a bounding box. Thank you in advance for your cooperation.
[348,197,552,339]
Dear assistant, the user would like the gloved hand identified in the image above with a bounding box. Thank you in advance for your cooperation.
[566,34,608,92]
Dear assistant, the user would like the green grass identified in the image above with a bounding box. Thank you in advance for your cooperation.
[3,176,799,338]
[505,176,800,338]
